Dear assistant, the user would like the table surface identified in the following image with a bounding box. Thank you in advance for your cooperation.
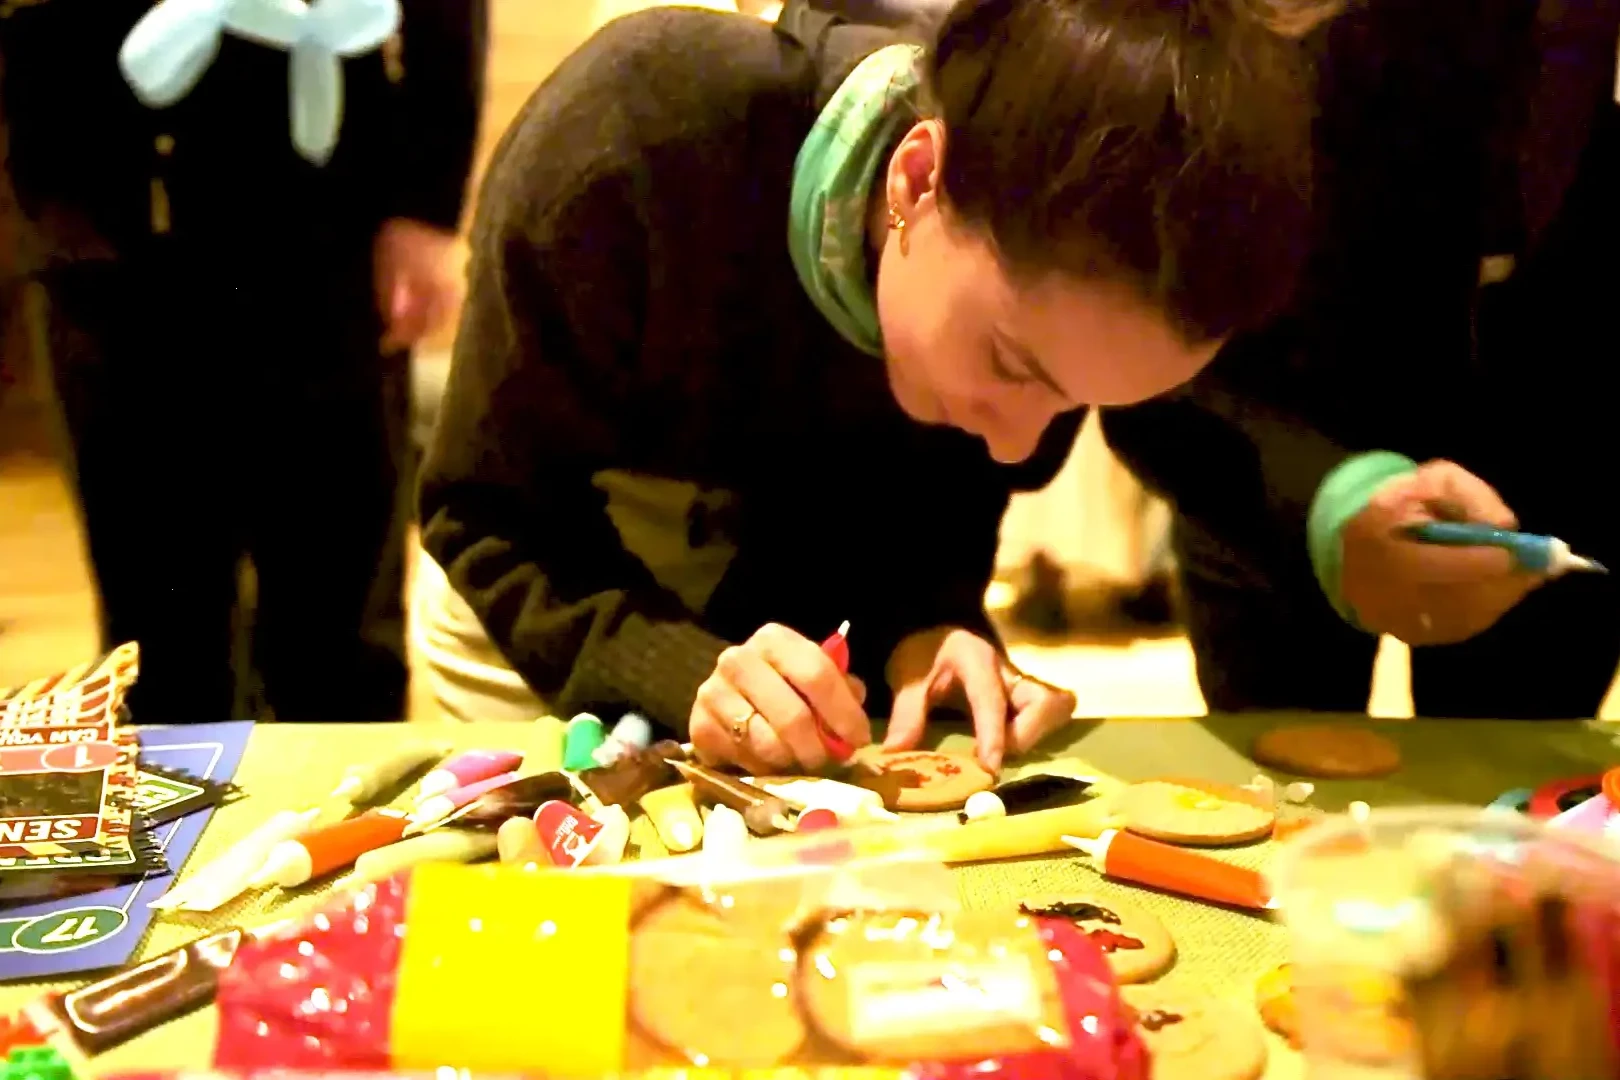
[4,714,1617,1078]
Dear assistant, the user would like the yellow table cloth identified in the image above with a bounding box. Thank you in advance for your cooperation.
[2,714,1616,1078]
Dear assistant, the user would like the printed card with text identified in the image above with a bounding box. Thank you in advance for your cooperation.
[0,643,152,873]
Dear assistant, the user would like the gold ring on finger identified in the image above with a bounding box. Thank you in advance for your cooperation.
[730,709,760,741]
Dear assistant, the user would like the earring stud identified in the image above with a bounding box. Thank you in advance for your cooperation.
[887,204,908,255]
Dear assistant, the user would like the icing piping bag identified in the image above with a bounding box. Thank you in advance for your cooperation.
[330,741,451,804]
[150,808,320,911]
[407,771,522,834]
[1062,829,1276,911]
[427,772,578,831]
[1404,522,1606,575]
[252,809,411,887]
[670,760,794,834]
[416,749,524,799]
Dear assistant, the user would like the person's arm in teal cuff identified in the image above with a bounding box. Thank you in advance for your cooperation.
[1307,451,1419,628]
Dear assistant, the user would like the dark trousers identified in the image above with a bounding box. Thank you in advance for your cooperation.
[1171,105,1620,720]
[40,245,411,724]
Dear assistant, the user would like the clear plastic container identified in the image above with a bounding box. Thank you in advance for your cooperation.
[1268,806,1620,1080]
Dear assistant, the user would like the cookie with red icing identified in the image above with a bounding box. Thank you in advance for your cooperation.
[1017,892,1175,983]
[849,748,994,811]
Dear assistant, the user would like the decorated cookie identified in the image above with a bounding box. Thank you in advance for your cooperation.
[849,749,994,811]
[1252,723,1402,779]
[1291,964,1414,1066]
[1121,988,1267,1080]
[1254,963,1301,1047]
[1119,779,1275,845]
[798,910,1064,1062]
[629,894,806,1064]
[1017,893,1175,983]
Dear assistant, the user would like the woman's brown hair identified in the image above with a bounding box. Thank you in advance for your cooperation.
[922,0,1343,344]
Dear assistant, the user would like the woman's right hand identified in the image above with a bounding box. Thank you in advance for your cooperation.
[690,623,871,773]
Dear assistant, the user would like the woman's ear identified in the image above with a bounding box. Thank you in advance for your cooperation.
[886,119,945,219]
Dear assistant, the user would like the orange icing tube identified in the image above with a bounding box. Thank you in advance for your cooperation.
[638,782,704,852]
[1062,828,1275,911]
[253,809,411,887]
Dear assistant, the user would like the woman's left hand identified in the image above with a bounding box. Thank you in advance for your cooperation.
[884,626,1077,773]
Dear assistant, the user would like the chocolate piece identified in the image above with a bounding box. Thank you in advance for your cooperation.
[436,772,577,830]
[41,927,245,1053]
[1139,1009,1184,1032]
[580,747,678,808]
[990,773,1096,815]
[1019,900,1121,925]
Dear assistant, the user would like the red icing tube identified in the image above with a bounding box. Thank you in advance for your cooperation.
[816,622,855,762]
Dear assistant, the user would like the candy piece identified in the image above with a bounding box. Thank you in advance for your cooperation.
[497,816,546,865]
[1,1045,74,1080]
[0,1014,42,1056]
[702,804,750,859]
[562,714,607,772]
[37,928,247,1054]
[584,804,630,865]
[431,772,577,831]
[761,778,897,823]
[417,749,524,799]
[579,746,679,808]
[638,783,704,853]
[253,810,410,887]
[347,830,497,883]
[534,800,604,868]
[330,741,451,803]
[989,773,1095,814]
[409,771,522,831]
[796,808,839,833]
[961,790,1007,822]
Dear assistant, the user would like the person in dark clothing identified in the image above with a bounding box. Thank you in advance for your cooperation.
[1103,0,1620,718]
[418,0,1333,773]
[0,0,488,724]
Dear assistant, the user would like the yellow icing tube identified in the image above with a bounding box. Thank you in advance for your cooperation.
[921,797,1122,864]
[638,782,704,853]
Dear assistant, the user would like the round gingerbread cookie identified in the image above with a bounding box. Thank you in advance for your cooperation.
[1119,779,1275,845]
[1017,893,1175,983]
[1120,988,1267,1080]
[798,909,1063,1062]
[629,895,806,1064]
[849,748,994,811]
[1252,723,1402,779]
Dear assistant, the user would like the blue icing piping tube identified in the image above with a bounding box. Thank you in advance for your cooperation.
[1404,522,1607,576]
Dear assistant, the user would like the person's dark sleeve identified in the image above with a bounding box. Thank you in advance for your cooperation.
[419,159,729,735]
[387,0,489,231]
[841,412,1085,694]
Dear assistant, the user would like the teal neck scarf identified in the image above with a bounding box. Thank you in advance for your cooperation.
[787,44,922,357]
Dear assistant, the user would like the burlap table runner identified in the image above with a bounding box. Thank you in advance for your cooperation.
[3,714,1615,1078]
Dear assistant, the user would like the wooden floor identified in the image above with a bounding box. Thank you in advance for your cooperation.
[0,0,1606,722]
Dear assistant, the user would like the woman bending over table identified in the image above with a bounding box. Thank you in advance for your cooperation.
[416,0,1333,772]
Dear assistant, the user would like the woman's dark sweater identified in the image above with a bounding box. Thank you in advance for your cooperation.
[420,6,1082,735]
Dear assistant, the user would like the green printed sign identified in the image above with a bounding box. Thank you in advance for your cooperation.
[0,905,128,954]
[132,770,205,817]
